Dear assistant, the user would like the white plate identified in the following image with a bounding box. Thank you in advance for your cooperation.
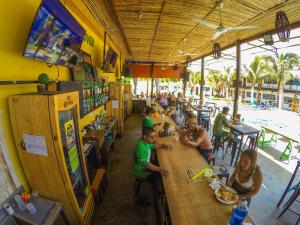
[215,187,238,205]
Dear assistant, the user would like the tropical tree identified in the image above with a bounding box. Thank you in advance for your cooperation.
[222,66,236,99]
[264,53,299,109]
[187,70,201,95]
[243,56,269,104]
[207,69,223,96]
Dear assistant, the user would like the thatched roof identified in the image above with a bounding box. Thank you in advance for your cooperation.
[85,0,300,63]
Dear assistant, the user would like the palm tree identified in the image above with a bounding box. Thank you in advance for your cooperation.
[222,66,236,99]
[244,56,269,104]
[207,69,223,96]
[187,70,201,95]
[264,53,299,109]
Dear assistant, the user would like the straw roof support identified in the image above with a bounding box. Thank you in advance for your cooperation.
[150,63,154,99]
[200,57,205,108]
[148,0,166,59]
[233,40,241,118]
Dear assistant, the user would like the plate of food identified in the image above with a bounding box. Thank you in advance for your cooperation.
[215,186,239,204]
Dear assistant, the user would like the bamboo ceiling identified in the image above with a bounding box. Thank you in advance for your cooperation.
[85,0,300,63]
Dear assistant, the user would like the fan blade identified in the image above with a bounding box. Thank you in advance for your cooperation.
[212,30,227,40]
[184,53,201,56]
[227,25,257,31]
[192,18,218,29]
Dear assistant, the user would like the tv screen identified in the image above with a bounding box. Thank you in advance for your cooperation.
[104,47,118,68]
[23,0,85,67]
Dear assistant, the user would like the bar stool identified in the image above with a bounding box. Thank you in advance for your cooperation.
[277,160,300,207]
[201,112,211,132]
[243,134,257,149]
[223,137,240,166]
[277,182,300,224]
[212,135,225,156]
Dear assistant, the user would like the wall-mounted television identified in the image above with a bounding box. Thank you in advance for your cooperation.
[23,0,86,67]
[104,47,118,68]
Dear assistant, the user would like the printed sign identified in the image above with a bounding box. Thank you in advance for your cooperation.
[23,134,48,156]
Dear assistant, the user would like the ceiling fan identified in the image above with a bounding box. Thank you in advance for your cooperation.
[176,38,201,56]
[192,0,258,40]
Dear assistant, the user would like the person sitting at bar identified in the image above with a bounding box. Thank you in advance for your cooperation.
[228,149,263,206]
[142,106,161,134]
[159,95,168,109]
[184,97,194,112]
[212,106,234,142]
[178,117,214,162]
[133,127,170,207]
[165,106,177,121]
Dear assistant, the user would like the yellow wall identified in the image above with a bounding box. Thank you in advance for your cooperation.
[0,0,123,190]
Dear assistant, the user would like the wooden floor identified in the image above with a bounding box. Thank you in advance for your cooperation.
[92,113,300,225]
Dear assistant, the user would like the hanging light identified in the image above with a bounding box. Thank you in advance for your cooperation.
[212,43,221,59]
[275,11,290,42]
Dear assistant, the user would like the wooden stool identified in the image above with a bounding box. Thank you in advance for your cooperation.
[91,169,107,204]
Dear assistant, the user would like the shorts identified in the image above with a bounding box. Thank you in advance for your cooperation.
[197,148,214,162]
[215,131,229,138]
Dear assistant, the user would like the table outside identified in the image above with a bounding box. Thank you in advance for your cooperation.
[155,104,255,225]
[259,125,300,163]
[229,123,260,166]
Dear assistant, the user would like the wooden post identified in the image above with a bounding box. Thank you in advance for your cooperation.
[200,57,205,107]
[233,40,241,118]
[151,63,154,99]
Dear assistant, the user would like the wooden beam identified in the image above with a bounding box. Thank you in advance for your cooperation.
[148,0,166,59]
[233,40,241,118]
[200,57,205,107]
[107,0,133,57]
[151,63,154,99]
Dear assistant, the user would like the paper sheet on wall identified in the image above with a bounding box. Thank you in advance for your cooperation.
[68,145,79,173]
[112,100,118,109]
[125,93,129,100]
[23,134,48,156]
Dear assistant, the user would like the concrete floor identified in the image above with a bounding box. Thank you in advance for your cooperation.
[93,113,300,225]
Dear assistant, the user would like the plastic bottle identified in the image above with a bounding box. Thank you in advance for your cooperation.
[229,201,248,225]
[14,194,26,211]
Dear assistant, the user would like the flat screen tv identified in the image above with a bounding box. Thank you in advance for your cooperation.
[104,47,118,68]
[23,0,86,67]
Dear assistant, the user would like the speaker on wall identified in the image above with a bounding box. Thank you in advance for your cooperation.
[184,71,190,81]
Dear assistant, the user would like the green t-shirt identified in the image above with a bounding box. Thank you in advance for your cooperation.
[143,117,153,128]
[133,139,154,179]
[213,113,228,136]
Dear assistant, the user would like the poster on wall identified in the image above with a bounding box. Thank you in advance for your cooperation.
[72,50,95,80]
[112,100,118,109]
[64,119,75,149]
[23,134,48,156]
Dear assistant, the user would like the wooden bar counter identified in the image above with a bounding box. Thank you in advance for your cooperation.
[154,104,255,225]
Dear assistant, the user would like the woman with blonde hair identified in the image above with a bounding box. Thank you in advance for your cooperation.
[228,149,263,206]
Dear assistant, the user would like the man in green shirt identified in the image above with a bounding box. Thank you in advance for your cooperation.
[133,127,169,207]
[142,106,161,135]
[213,107,233,140]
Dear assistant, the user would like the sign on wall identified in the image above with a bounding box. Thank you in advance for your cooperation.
[83,33,94,47]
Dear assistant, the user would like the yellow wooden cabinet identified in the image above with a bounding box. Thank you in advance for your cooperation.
[9,92,94,225]
[106,83,124,136]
